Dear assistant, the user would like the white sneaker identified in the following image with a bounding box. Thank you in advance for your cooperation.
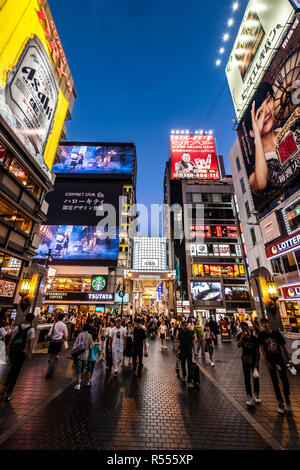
[187,382,194,389]
[164,346,167,350]
[254,396,261,404]
[246,397,255,406]
[210,362,215,367]
[74,384,80,390]
[86,381,91,386]
[277,402,285,414]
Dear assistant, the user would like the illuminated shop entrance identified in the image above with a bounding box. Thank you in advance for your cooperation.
[125,237,176,316]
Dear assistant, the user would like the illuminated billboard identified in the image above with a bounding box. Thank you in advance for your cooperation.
[35,225,119,261]
[53,144,135,175]
[191,282,222,302]
[0,0,74,179]
[236,15,300,212]
[45,181,124,226]
[226,0,295,120]
[170,135,220,180]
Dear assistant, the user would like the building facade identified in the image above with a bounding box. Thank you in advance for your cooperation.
[164,132,253,323]
[37,142,137,318]
[226,0,300,335]
[0,0,75,318]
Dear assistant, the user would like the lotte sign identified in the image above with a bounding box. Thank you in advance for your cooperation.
[282,285,300,300]
[266,231,300,260]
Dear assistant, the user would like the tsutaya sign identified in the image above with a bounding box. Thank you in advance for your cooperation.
[282,285,300,300]
[226,0,295,120]
[265,231,300,259]
[45,292,114,302]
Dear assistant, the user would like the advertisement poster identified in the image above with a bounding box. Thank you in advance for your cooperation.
[170,135,219,180]
[237,15,300,213]
[53,144,135,175]
[45,181,123,226]
[226,0,295,120]
[0,0,74,178]
[0,280,16,298]
[191,282,222,302]
[36,225,119,261]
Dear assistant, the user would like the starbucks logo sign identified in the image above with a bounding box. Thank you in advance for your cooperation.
[92,276,106,291]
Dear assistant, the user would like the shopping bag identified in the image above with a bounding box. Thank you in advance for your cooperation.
[65,359,75,381]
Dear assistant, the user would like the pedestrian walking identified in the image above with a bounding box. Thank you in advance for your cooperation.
[258,318,292,413]
[73,323,94,390]
[203,325,215,366]
[123,321,133,365]
[158,320,167,350]
[87,339,101,386]
[208,319,219,345]
[45,312,68,379]
[194,319,205,361]
[4,313,35,401]
[69,311,77,340]
[237,322,261,407]
[105,318,115,370]
[109,318,126,376]
[132,318,147,378]
[177,320,195,389]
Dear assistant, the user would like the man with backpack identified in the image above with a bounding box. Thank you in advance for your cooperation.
[4,313,35,401]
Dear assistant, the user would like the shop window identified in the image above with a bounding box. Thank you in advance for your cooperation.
[0,197,32,235]
[193,263,245,278]
[9,159,28,186]
[282,197,300,234]
[0,253,22,276]
[50,277,92,292]
[0,143,8,164]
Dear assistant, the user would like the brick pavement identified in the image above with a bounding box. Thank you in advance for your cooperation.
[0,338,274,450]
[198,337,300,450]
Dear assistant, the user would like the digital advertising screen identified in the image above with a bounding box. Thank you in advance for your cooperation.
[237,16,300,213]
[35,225,119,261]
[190,282,222,302]
[226,0,295,120]
[53,144,135,175]
[0,0,74,179]
[45,181,124,226]
[170,135,220,180]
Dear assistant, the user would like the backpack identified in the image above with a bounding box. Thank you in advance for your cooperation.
[71,334,86,359]
[11,325,31,354]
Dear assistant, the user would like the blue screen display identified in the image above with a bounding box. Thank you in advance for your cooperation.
[53,144,134,174]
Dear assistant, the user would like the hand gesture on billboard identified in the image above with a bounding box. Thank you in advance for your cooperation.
[251,100,266,139]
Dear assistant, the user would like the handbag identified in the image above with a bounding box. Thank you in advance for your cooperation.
[71,335,85,359]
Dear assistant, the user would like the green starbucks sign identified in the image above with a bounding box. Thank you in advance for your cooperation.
[92,276,106,291]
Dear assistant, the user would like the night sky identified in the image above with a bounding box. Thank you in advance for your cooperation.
[50,0,247,234]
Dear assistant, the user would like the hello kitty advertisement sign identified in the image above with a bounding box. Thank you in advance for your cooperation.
[170,135,220,180]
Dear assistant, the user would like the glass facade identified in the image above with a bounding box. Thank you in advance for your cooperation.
[133,237,167,272]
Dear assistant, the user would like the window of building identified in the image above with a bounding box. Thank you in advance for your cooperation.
[193,263,245,277]
[240,177,246,194]
[245,201,251,219]
[0,253,22,276]
[0,197,33,235]
[0,143,8,164]
[202,193,212,203]
[257,257,261,268]
[221,194,232,203]
[192,194,202,203]
[250,227,256,246]
[236,157,241,172]
[50,277,92,292]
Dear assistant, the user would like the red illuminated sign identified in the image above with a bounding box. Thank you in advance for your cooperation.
[266,230,300,259]
[282,285,300,300]
[170,135,220,180]
[37,0,73,93]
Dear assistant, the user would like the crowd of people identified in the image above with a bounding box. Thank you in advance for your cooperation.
[0,309,295,414]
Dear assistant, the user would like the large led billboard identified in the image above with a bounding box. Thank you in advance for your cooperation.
[170,135,220,180]
[226,0,295,121]
[53,144,135,175]
[45,181,124,226]
[190,282,222,302]
[237,15,300,212]
[36,225,119,261]
[0,0,74,179]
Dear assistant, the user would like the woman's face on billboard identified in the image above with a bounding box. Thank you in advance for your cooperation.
[261,93,275,135]
[182,153,191,162]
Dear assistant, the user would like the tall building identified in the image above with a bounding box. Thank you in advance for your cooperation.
[36,142,137,318]
[226,0,300,334]
[164,131,253,323]
[0,0,75,318]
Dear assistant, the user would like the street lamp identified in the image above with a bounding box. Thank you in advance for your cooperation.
[267,281,279,317]
[19,278,31,298]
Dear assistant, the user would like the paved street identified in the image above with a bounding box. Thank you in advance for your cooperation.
[0,337,299,450]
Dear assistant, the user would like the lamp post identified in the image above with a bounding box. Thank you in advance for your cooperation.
[267,281,279,317]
